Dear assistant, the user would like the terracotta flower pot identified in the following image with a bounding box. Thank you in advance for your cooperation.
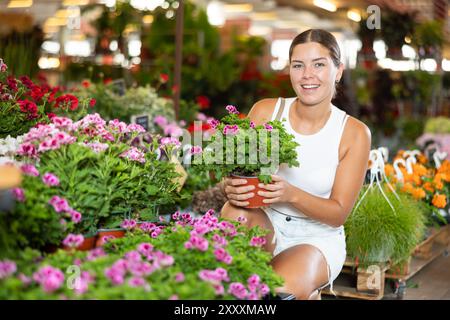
[95,228,126,247]
[77,235,98,251]
[230,174,270,209]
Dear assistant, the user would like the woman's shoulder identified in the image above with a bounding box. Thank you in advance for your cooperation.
[344,115,372,144]
[247,98,279,125]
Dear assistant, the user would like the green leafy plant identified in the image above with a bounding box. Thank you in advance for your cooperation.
[192,106,299,183]
[76,81,175,125]
[424,117,450,134]
[413,20,444,57]
[345,186,427,267]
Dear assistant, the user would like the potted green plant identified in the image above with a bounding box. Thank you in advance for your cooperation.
[380,8,416,59]
[345,185,427,267]
[192,105,299,208]
[413,20,444,59]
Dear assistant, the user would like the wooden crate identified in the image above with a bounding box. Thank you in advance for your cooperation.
[387,224,450,280]
[413,225,450,260]
[322,260,389,300]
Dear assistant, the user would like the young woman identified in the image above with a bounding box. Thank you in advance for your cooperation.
[220,29,371,300]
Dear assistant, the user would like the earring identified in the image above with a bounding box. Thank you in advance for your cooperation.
[335,79,340,84]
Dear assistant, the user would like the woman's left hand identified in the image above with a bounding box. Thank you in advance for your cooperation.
[257,175,296,205]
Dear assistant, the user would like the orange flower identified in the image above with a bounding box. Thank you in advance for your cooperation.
[401,182,414,194]
[412,174,422,186]
[418,154,428,165]
[384,164,394,177]
[434,180,444,190]
[432,194,447,209]
[412,164,427,177]
[433,173,446,184]
[412,187,426,200]
[423,182,434,193]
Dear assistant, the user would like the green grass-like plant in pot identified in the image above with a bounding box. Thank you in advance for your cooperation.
[345,185,427,268]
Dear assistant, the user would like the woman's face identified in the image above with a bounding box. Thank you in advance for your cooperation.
[289,42,343,107]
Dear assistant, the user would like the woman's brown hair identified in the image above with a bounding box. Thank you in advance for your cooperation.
[289,29,341,67]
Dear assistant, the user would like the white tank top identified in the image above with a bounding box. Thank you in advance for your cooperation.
[269,97,349,219]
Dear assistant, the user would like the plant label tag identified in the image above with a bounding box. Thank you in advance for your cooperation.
[131,114,149,131]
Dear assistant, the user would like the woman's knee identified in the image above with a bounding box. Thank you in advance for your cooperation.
[220,201,249,222]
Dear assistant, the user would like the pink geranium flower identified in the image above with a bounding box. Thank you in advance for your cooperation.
[225,105,239,114]
[190,145,202,155]
[207,118,220,129]
[223,125,239,135]
[250,236,266,247]
[20,164,39,177]
[154,115,168,127]
[48,196,70,213]
[119,147,146,164]
[12,188,25,202]
[121,219,137,230]
[0,260,17,279]
[228,282,248,299]
[42,172,60,186]
[62,234,84,248]
[33,266,65,293]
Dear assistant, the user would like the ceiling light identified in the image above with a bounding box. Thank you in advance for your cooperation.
[142,15,154,24]
[347,10,361,22]
[7,0,33,8]
[225,4,253,13]
[62,0,89,6]
[313,0,337,12]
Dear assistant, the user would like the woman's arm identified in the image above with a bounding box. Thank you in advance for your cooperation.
[258,117,371,227]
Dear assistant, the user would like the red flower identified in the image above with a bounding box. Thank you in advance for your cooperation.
[7,76,18,92]
[18,100,39,119]
[171,85,179,94]
[47,112,56,119]
[89,98,96,108]
[82,80,91,88]
[196,95,210,110]
[55,94,79,110]
[28,85,46,102]
[19,76,34,89]
[187,122,211,133]
[159,73,169,83]
[103,78,113,85]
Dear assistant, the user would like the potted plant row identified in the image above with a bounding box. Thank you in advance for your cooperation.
[0,112,182,258]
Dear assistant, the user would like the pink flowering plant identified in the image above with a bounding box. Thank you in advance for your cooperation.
[0,210,282,299]
[0,59,92,139]
[0,164,81,257]
[192,105,299,183]
[2,114,183,255]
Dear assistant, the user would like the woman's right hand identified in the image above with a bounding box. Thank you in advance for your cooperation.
[223,178,256,207]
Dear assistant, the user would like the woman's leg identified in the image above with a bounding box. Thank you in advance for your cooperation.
[220,201,276,254]
[270,244,329,300]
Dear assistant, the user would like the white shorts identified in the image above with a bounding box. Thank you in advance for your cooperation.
[263,207,346,294]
